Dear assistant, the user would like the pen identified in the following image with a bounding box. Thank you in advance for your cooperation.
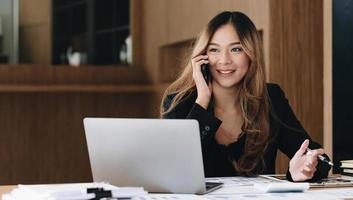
[307,148,334,166]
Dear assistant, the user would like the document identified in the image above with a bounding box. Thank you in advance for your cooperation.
[133,194,208,200]
[204,176,353,200]
[2,182,147,200]
[204,188,353,200]
[206,176,282,187]
[205,176,282,195]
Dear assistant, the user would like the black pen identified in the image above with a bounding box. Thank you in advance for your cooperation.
[306,148,333,166]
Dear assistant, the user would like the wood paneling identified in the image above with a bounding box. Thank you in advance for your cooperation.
[0,84,168,93]
[131,0,142,67]
[140,0,168,82]
[0,65,148,84]
[19,0,51,65]
[323,0,332,164]
[19,0,51,26]
[159,39,193,83]
[0,65,164,184]
[19,26,51,64]
[269,0,324,173]
[0,92,162,184]
[165,0,269,44]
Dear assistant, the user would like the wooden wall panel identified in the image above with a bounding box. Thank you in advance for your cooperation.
[269,0,324,173]
[165,0,270,44]
[140,0,168,82]
[0,63,164,184]
[159,40,193,83]
[19,0,51,65]
[323,0,332,162]
[131,0,143,67]
[19,0,51,26]
[0,92,161,184]
[0,65,149,85]
[19,26,51,64]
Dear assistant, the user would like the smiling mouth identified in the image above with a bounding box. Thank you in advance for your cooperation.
[216,69,236,76]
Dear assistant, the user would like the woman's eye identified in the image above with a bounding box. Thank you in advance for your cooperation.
[208,48,219,53]
[231,47,242,52]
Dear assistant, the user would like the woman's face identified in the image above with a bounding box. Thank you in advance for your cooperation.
[206,23,250,89]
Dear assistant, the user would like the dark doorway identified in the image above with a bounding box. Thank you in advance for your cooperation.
[333,0,353,172]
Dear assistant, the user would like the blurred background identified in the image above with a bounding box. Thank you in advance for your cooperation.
[0,0,352,184]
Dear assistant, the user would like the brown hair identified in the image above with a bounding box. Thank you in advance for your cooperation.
[160,11,269,176]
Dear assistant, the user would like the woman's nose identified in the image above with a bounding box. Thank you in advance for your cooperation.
[218,51,231,64]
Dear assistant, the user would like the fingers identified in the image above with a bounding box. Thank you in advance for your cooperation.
[192,54,208,62]
[192,55,208,70]
[300,167,316,179]
[295,139,309,157]
[308,148,325,156]
[191,55,209,81]
[306,156,318,167]
[292,169,315,182]
[301,161,317,178]
[303,159,318,172]
[306,147,324,168]
[292,162,317,181]
[192,54,212,108]
[297,155,318,180]
[290,141,326,182]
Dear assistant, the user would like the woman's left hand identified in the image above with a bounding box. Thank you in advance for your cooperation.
[289,139,324,182]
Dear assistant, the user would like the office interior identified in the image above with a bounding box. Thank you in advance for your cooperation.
[0,0,352,185]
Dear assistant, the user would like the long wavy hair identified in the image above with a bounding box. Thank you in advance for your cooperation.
[160,11,270,176]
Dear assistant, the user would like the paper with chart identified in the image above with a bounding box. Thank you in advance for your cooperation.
[205,176,282,195]
[203,176,353,200]
[204,188,353,200]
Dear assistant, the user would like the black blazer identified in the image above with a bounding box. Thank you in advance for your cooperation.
[162,83,331,181]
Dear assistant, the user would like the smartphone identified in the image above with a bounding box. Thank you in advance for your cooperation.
[201,64,211,84]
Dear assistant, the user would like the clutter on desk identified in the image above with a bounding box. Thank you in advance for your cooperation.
[341,160,353,176]
[254,182,310,193]
[2,182,147,200]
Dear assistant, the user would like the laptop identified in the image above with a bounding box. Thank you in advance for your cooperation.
[83,118,223,194]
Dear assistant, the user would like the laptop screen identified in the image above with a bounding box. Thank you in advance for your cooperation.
[83,118,207,194]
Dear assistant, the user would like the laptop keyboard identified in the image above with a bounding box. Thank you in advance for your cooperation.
[205,182,223,192]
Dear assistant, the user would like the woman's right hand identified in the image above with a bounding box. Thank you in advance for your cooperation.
[192,54,212,109]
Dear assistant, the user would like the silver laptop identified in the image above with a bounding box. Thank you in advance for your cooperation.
[83,118,222,194]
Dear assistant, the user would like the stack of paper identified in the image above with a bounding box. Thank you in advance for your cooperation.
[2,182,147,200]
[341,160,353,176]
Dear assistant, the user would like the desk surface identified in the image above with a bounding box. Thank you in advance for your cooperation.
[1,185,353,200]
[2,178,353,200]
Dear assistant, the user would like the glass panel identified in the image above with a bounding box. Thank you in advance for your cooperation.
[94,0,113,31]
[94,32,114,65]
[115,0,130,27]
[52,0,131,66]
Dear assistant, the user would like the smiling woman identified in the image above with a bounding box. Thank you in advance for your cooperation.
[160,11,331,182]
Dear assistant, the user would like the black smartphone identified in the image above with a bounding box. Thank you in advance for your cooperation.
[201,64,211,84]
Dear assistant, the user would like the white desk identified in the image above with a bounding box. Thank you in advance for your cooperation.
[2,176,353,200]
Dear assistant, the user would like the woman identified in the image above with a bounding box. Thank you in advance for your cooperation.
[160,11,331,181]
